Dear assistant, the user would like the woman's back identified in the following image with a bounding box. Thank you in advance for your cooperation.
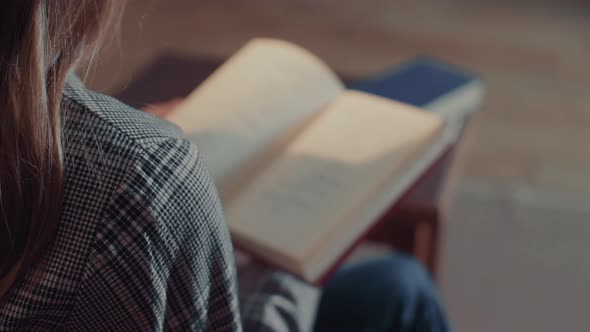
[0,77,240,331]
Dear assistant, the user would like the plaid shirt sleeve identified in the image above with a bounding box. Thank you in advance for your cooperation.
[239,264,320,332]
[67,138,241,331]
[66,136,319,332]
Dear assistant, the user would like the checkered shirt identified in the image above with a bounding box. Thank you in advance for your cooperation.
[0,75,318,331]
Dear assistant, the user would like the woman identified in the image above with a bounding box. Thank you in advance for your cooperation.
[0,1,451,331]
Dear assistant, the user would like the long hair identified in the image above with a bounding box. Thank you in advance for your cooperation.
[0,1,125,290]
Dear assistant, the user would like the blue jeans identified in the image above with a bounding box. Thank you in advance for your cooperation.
[314,254,452,332]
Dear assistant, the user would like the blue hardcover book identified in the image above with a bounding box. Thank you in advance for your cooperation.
[349,57,484,119]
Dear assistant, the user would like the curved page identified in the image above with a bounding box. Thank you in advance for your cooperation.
[226,91,443,266]
[167,38,344,198]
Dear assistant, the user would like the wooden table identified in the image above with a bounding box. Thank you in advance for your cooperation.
[116,54,468,279]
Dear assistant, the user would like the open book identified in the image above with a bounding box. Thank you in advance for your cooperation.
[168,38,449,283]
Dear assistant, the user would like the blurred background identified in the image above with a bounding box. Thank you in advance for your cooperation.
[89,1,590,331]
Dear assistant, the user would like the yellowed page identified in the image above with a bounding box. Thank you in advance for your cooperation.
[301,122,456,281]
[167,39,344,196]
[225,91,443,264]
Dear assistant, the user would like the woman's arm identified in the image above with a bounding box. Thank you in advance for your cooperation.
[239,264,320,332]
[66,138,241,331]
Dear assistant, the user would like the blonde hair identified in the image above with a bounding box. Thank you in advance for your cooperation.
[0,0,126,292]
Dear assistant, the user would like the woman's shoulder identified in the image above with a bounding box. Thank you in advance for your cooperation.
[59,74,224,243]
[0,77,226,329]
[62,74,184,150]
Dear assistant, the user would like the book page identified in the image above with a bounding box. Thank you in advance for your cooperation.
[225,91,443,263]
[167,39,344,197]
[302,122,458,282]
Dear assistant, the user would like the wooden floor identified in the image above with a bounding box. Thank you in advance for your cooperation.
[89,0,590,195]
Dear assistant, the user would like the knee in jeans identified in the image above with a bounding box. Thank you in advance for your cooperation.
[372,254,434,300]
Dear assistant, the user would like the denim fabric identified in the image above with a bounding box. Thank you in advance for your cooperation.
[314,254,452,332]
